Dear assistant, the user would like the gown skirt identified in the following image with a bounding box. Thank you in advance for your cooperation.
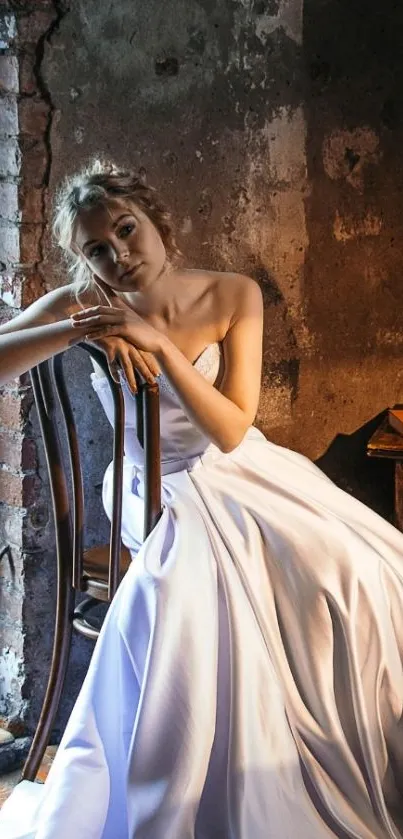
[1,344,403,838]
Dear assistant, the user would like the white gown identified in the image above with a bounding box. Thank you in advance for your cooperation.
[2,342,403,839]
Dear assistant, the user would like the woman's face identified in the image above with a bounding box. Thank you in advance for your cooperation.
[72,197,167,291]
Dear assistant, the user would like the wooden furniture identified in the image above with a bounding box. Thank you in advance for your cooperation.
[367,410,403,530]
[22,344,162,781]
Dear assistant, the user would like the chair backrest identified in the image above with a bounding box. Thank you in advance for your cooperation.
[31,343,162,602]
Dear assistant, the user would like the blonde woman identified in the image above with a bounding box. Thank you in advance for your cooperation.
[1,160,403,839]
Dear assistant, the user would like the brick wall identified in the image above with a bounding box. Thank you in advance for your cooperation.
[0,1,62,733]
[2,0,403,742]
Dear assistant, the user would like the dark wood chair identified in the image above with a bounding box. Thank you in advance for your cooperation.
[22,343,162,781]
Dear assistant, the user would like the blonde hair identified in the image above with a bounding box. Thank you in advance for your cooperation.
[53,158,180,301]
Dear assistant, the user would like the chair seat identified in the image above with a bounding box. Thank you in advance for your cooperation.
[82,544,132,595]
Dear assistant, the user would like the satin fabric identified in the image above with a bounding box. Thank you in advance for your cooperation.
[1,343,403,838]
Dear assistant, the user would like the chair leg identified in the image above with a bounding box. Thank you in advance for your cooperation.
[22,587,75,781]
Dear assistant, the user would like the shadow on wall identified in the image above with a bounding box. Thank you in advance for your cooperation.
[245,256,301,408]
[316,410,394,524]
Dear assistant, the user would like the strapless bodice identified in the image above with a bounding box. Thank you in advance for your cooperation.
[91,342,222,469]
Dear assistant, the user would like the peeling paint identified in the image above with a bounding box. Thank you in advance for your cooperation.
[333,210,382,241]
[0,15,16,51]
[218,106,308,313]
[0,648,23,717]
[74,126,85,144]
[255,0,303,46]
[376,329,403,347]
[322,127,381,192]
[180,216,193,234]
[266,106,307,186]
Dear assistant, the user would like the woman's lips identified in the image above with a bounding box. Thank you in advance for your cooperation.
[121,263,143,281]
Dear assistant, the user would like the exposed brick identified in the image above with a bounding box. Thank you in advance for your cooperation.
[0,222,19,268]
[0,393,21,431]
[0,386,33,434]
[0,471,40,507]
[0,470,22,506]
[21,437,37,471]
[22,474,41,507]
[20,388,34,420]
[0,503,24,548]
[19,186,42,224]
[0,182,19,224]
[21,271,46,307]
[19,98,48,137]
[0,138,20,178]
[18,52,37,96]
[19,222,42,264]
[0,431,22,470]
[0,56,18,94]
[20,138,47,185]
[0,96,18,138]
[17,11,55,45]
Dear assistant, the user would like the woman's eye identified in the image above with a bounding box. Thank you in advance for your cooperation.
[119,223,135,238]
[89,244,106,260]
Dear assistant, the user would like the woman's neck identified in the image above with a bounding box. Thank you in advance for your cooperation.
[117,268,190,325]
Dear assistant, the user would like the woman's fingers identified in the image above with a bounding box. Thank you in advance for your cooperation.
[86,336,158,392]
[108,346,155,394]
[94,340,127,387]
[72,305,122,320]
[85,325,118,339]
[107,358,122,385]
[90,338,159,382]
[129,347,156,384]
[140,351,161,377]
[71,313,122,328]
[116,349,138,394]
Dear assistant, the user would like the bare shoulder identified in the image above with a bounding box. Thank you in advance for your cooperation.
[209,271,263,322]
[203,269,261,299]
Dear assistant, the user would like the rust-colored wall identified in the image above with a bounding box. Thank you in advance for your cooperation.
[1,0,403,739]
[41,0,403,456]
[299,0,403,458]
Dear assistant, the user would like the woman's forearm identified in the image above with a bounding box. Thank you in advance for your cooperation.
[0,320,88,386]
[156,337,250,453]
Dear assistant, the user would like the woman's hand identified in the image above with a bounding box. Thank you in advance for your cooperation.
[70,305,163,355]
[87,335,161,394]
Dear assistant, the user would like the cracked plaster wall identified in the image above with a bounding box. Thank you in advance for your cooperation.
[42,0,403,453]
[1,0,403,735]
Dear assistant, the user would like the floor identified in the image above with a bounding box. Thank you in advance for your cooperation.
[0,746,56,808]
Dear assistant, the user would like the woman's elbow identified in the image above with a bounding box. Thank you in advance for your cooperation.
[217,421,251,454]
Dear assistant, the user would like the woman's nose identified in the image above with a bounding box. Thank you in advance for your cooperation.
[113,245,130,265]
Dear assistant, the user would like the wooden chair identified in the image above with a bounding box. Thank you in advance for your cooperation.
[22,343,162,781]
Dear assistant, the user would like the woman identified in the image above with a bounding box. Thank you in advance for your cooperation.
[1,159,403,839]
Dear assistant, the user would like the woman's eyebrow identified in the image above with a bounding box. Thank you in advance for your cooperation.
[82,214,134,251]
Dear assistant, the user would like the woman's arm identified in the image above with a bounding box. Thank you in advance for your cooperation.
[0,318,89,386]
[0,286,86,386]
[70,275,263,452]
[156,277,263,452]
[0,285,160,388]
